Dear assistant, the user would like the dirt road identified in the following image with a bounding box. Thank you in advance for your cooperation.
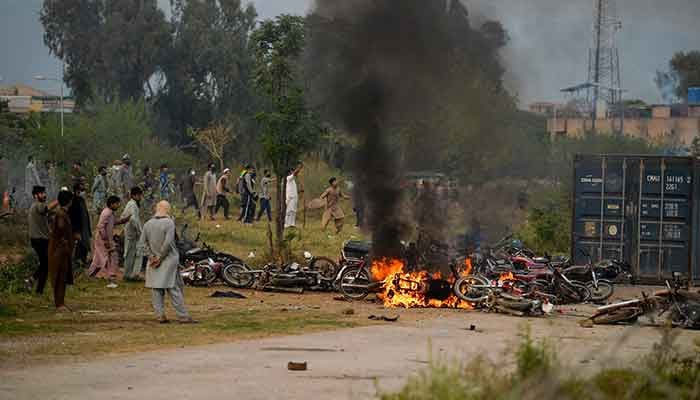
[2,307,698,400]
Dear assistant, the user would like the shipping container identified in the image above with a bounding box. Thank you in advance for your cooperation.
[572,154,699,284]
[689,87,700,105]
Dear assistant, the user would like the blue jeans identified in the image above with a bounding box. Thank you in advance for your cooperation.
[257,198,272,221]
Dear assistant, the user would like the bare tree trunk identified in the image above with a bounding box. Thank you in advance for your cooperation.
[275,174,287,262]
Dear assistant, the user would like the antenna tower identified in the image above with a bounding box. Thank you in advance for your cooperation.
[588,0,622,118]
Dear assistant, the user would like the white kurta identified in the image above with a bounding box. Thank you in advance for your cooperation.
[285,174,298,228]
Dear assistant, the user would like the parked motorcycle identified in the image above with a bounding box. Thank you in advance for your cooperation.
[562,249,614,303]
[176,224,249,287]
[223,252,339,292]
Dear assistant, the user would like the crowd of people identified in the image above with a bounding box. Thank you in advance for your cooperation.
[14,154,360,322]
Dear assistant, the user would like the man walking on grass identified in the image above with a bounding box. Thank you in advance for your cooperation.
[122,187,144,281]
[139,201,196,324]
[257,169,273,221]
[215,168,232,220]
[49,190,75,312]
[320,177,350,234]
[28,185,58,294]
[181,168,200,219]
[201,163,217,220]
[91,166,108,214]
[89,195,130,287]
[241,165,257,225]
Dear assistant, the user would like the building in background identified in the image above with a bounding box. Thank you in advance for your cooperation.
[0,84,74,114]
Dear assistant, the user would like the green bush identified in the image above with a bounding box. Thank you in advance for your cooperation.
[381,329,700,400]
[0,252,36,294]
[28,100,195,180]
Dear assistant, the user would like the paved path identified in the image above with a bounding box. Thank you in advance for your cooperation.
[2,311,698,400]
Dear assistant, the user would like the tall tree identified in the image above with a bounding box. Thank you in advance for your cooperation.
[155,0,258,145]
[40,0,170,105]
[251,15,322,259]
[656,50,700,101]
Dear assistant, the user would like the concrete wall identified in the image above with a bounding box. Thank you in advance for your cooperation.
[549,116,700,145]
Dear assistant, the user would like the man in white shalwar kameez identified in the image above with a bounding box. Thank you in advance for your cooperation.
[285,163,303,228]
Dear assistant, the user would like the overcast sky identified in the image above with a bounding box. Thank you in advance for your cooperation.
[1,0,699,105]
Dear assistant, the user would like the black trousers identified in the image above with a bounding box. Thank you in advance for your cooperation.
[242,193,256,223]
[257,198,272,221]
[30,238,49,294]
[183,194,201,218]
[215,194,230,218]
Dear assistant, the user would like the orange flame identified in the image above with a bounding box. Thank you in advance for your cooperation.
[370,258,473,310]
[463,257,473,276]
[497,271,516,287]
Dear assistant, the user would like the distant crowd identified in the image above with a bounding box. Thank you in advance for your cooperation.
[13,154,358,322]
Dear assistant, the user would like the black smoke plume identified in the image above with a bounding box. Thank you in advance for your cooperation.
[306,0,510,257]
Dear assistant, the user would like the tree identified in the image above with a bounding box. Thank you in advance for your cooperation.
[188,122,236,171]
[656,50,700,102]
[154,0,258,145]
[251,15,322,260]
[40,0,170,105]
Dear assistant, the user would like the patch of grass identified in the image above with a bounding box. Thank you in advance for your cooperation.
[381,329,700,400]
[204,310,355,334]
[0,273,367,366]
[0,251,34,294]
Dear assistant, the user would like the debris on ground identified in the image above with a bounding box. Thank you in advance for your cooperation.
[368,314,399,322]
[287,361,308,371]
[342,308,355,315]
[333,296,350,302]
[210,291,247,299]
[579,319,595,328]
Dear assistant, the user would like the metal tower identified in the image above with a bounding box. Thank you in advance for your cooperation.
[588,0,623,118]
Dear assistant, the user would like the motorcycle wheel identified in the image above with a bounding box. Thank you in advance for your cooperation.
[310,257,339,281]
[339,267,371,301]
[453,275,490,304]
[189,263,215,287]
[591,307,641,325]
[561,281,591,304]
[586,280,614,303]
[222,262,255,288]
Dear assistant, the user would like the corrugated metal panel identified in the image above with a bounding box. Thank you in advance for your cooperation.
[573,155,696,284]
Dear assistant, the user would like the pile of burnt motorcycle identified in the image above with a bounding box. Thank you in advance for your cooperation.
[451,235,633,313]
[336,235,636,318]
[176,225,339,293]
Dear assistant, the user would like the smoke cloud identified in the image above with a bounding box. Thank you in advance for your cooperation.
[306,0,510,257]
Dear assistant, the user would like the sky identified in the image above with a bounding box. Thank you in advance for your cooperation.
[1,0,699,105]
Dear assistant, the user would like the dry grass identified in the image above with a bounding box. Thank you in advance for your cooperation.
[0,198,375,367]
[0,277,382,368]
